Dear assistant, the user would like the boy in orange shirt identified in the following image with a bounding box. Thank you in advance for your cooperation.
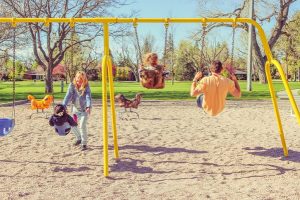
[190,60,241,116]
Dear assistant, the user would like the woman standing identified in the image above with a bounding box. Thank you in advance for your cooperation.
[63,71,92,151]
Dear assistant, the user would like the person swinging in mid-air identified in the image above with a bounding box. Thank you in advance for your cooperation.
[139,53,169,89]
[190,60,241,116]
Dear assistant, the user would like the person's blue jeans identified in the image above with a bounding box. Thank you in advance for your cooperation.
[72,107,88,145]
[196,94,204,108]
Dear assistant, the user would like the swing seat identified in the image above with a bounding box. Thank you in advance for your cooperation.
[54,122,72,136]
[140,69,165,89]
[0,118,15,136]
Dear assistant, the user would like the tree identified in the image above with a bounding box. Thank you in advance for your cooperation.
[174,38,230,81]
[164,32,176,83]
[174,40,197,81]
[4,58,26,80]
[0,5,29,76]
[274,11,300,81]
[63,31,85,82]
[115,33,157,82]
[2,0,128,93]
[142,34,155,55]
[0,6,14,57]
[197,0,296,83]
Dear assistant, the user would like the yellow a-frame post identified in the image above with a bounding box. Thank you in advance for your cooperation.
[1,17,300,177]
[102,22,119,177]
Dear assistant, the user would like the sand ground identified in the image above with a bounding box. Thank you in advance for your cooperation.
[0,100,299,200]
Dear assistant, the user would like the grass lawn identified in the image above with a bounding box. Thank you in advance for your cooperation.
[0,80,300,103]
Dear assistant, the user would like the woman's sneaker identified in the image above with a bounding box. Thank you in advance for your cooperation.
[82,145,87,151]
[74,140,81,146]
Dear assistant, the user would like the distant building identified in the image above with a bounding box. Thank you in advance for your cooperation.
[23,64,67,80]
[0,70,7,80]
[23,65,45,80]
[235,69,247,80]
[52,64,67,80]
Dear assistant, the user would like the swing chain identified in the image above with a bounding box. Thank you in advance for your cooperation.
[12,26,16,120]
[133,22,143,67]
[199,24,207,72]
[163,19,169,67]
[230,23,236,67]
[71,25,75,78]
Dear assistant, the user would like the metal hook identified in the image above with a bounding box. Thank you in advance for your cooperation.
[164,18,170,28]
[133,18,138,27]
[11,18,17,28]
[202,18,207,27]
[232,18,237,28]
[44,17,50,27]
[70,18,75,28]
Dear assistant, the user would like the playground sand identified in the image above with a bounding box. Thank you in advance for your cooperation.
[0,100,300,199]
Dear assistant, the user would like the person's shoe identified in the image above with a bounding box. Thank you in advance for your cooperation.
[82,145,87,151]
[74,140,81,146]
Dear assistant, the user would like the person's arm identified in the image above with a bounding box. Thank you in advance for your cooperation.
[229,74,241,98]
[190,72,204,97]
[67,114,78,127]
[49,116,55,126]
[62,83,73,106]
[85,85,92,114]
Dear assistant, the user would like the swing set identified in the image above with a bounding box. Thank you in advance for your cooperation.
[0,27,16,136]
[0,17,299,177]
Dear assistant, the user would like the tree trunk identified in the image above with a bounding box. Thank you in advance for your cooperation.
[285,50,289,80]
[134,70,140,82]
[256,56,267,84]
[45,63,54,94]
[252,27,267,84]
[298,67,300,82]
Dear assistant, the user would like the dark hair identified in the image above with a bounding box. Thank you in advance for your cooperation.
[54,104,66,115]
[210,60,223,74]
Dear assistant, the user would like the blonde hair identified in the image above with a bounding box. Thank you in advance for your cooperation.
[73,71,89,96]
[143,52,158,66]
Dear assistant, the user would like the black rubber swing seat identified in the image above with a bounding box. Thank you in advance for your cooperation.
[54,122,72,136]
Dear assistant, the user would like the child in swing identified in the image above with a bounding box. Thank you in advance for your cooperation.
[139,53,169,87]
[49,104,78,135]
[63,71,92,151]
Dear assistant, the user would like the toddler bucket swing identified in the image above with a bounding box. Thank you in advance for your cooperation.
[53,25,76,136]
[0,26,16,136]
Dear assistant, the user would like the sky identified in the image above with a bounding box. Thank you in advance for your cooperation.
[104,0,300,58]
[16,0,300,60]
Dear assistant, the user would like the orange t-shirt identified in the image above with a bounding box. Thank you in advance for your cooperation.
[197,74,238,116]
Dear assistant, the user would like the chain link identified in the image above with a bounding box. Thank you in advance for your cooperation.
[199,25,206,72]
[12,27,16,120]
[133,25,143,66]
[71,26,75,78]
[163,23,169,67]
[230,27,236,67]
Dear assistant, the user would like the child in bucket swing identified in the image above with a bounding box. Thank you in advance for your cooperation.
[190,60,241,116]
[49,104,78,133]
[140,52,170,80]
[62,71,92,151]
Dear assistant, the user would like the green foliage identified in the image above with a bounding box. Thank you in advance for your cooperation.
[62,33,99,81]
[274,11,300,79]
[174,40,197,81]
[4,59,26,80]
[142,34,155,55]
[1,80,300,103]
[173,39,233,81]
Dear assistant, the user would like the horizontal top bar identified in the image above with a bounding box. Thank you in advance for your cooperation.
[0,17,255,25]
[0,17,270,60]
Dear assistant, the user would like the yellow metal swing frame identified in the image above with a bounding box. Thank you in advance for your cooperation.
[2,17,299,177]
